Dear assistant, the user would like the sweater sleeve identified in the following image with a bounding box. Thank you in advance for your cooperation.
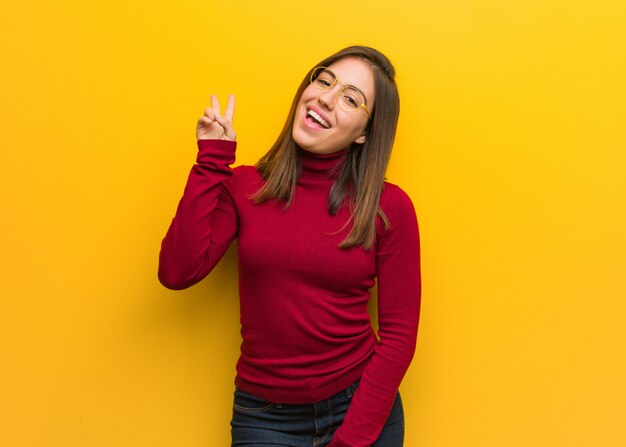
[329,185,421,446]
[158,139,238,290]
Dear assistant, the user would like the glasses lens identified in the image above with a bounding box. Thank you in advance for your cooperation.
[339,86,366,112]
[309,67,368,115]
[311,67,335,90]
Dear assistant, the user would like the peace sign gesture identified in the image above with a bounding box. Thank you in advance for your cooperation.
[196,94,236,141]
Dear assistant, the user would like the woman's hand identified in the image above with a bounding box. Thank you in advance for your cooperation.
[196,94,236,141]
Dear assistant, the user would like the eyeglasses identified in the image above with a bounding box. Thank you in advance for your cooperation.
[309,66,371,119]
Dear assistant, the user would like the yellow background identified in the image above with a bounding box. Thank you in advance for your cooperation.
[2,0,625,445]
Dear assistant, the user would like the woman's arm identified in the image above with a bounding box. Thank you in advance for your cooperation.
[330,185,421,446]
[158,95,239,289]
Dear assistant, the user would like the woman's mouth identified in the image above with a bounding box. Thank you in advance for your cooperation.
[306,108,331,129]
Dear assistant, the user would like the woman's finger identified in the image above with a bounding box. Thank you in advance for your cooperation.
[211,94,222,118]
[224,94,236,122]
[214,114,236,140]
[203,108,215,123]
[213,113,230,130]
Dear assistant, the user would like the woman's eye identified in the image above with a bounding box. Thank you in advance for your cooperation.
[316,78,332,87]
[343,95,358,107]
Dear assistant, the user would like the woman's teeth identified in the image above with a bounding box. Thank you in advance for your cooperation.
[307,110,330,128]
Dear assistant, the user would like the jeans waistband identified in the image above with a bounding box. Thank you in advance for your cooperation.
[342,379,360,400]
[235,378,361,404]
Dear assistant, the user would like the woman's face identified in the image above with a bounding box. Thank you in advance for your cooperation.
[292,57,375,154]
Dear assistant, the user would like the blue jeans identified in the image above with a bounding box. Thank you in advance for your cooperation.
[230,381,404,446]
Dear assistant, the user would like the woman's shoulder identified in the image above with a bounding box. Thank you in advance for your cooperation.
[377,181,418,234]
[230,164,264,192]
[380,181,415,212]
[232,164,259,177]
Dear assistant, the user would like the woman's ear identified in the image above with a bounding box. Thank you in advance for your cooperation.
[354,132,367,144]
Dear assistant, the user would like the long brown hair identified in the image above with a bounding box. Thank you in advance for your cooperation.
[252,46,400,250]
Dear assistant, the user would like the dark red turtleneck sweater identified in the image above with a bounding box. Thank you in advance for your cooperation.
[159,139,421,446]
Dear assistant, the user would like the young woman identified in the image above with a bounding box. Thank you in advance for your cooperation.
[159,46,421,447]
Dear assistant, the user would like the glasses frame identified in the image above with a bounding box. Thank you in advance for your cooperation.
[309,66,371,119]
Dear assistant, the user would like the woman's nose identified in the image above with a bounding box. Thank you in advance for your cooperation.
[318,86,339,110]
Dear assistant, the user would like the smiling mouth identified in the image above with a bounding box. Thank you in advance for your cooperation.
[306,109,331,129]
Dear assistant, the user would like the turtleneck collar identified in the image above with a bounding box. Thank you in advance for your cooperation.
[298,147,349,184]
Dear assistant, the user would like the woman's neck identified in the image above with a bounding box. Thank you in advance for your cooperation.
[298,147,349,184]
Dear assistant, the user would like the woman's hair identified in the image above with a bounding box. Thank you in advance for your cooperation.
[252,46,400,250]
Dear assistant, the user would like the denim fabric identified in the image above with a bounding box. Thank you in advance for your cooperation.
[230,381,404,446]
